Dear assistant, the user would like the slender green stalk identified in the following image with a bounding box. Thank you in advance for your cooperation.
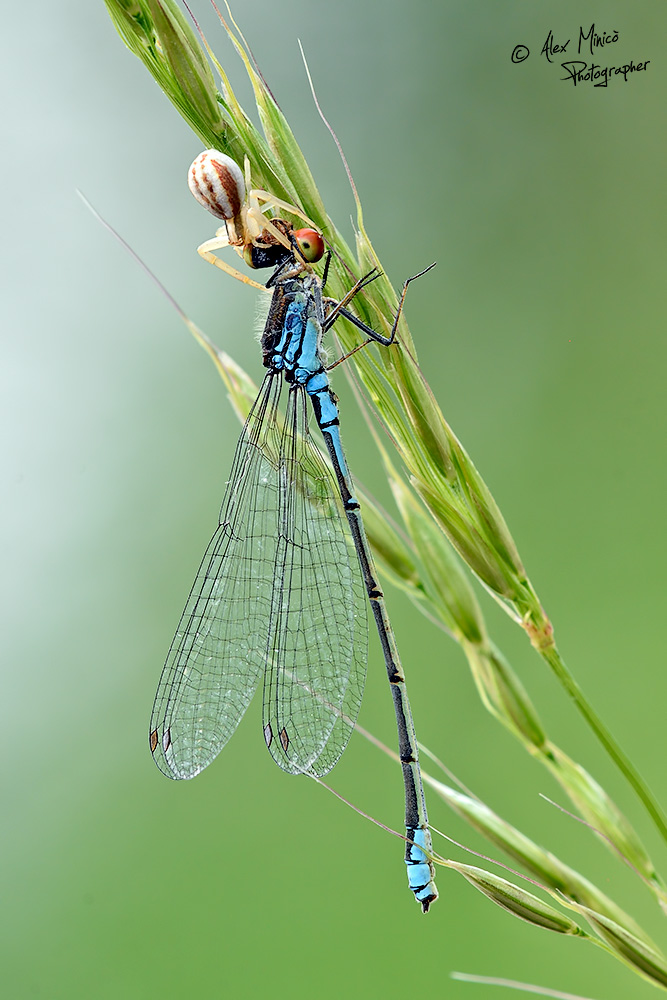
[542,645,667,841]
[450,973,599,999]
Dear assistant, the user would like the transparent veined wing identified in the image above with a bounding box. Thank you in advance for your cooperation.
[149,374,368,779]
[150,374,286,778]
[262,388,368,776]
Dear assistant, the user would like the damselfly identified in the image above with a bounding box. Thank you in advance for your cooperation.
[149,151,437,910]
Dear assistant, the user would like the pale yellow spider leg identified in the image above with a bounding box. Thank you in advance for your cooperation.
[250,212,295,254]
[243,156,253,195]
[238,157,269,246]
[251,189,319,228]
[211,227,232,248]
[226,205,306,266]
[196,237,266,291]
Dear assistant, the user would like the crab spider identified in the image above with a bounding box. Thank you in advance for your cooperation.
[188,150,324,289]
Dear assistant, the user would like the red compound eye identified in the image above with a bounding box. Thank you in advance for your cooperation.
[293,228,324,263]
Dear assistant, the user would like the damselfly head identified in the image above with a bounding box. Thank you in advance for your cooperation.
[242,225,326,272]
[188,150,246,225]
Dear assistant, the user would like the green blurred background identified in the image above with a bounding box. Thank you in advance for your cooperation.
[4,2,666,997]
